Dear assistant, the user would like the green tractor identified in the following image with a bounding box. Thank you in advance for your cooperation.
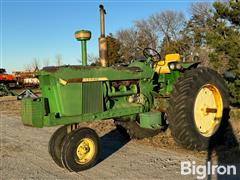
[21,5,229,172]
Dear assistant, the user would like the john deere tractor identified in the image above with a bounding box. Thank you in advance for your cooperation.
[21,5,229,172]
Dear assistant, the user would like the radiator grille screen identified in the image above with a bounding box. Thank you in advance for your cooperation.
[82,82,103,114]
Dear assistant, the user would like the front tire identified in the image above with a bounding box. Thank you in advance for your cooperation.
[48,125,68,168]
[167,67,229,150]
[61,127,100,172]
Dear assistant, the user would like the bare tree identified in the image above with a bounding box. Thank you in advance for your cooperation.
[189,2,211,18]
[185,2,213,65]
[134,19,158,50]
[24,64,32,71]
[116,28,140,61]
[77,53,99,65]
[23,58,41,72]
[117,28,138,48]
[88,54,99,65]
[116,10,185,62]
[55,54,62,66]
[32,58,41,71]
[149,11,185,42]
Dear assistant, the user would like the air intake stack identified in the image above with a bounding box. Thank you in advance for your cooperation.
[75,30,91,66]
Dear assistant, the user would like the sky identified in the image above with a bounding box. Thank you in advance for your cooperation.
[1,0,212,73]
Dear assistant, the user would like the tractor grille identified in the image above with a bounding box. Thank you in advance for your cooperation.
[82,82,103,114]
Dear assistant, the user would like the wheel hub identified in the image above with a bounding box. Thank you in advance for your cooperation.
[194,84,223,137]
[76,138,95,164]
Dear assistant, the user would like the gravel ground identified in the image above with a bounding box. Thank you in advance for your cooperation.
[0,96,239,180]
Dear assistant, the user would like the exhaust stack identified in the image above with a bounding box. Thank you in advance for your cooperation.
[99,4,108,67]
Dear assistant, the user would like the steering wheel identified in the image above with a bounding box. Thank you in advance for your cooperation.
[143,48,162,62]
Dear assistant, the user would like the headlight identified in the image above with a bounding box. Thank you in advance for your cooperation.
[176,63,182,69]
[169,63,182,70]
[169,63,176,70]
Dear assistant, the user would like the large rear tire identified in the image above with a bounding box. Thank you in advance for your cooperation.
[167,67,229,150]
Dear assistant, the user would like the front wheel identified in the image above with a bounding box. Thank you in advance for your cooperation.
[61,127,100,172]
[167,67,229,150]
[48,125,68,168]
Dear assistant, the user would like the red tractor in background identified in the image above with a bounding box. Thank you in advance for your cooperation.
[0,68,17,88]
[0,68,39,97]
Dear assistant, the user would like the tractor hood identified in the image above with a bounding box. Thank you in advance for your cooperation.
[37,61,154,81]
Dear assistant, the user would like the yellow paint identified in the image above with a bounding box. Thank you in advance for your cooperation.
[153,54,181,74]
[59,77,108,85]
[75,31,91,39]
[194,84,223,137]
[76,138,95,164]
[59,78,67,85]
[82,77,108,82]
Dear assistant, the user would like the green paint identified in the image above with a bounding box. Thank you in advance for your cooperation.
[81,40,87,66]
[21,98,45,128]
[38,62,154,81]
[157,62,199,96]
[75,30,91,66]
[158,71,180,96]
[139,112,163,129]
[21,52,199,130]
[181,62,199,69]
[43,103,142,127]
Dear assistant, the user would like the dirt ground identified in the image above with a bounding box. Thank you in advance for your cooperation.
[0,96,240,180]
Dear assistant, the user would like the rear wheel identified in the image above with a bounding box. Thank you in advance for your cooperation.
[61,127,100,172]
[167,67,229,150]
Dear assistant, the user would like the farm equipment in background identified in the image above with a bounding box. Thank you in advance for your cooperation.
[17,89,38,100]
[0,68,17,88]
[20,5,229,172]
[0,68,17,96]
[0,84,15,97]
[0,68,39,97]
[13,71,39,88]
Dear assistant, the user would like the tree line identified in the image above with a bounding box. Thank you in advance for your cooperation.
[24,54,63,71]
[104,1,240,105]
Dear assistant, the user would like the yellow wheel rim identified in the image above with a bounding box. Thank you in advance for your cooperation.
[75,138,95,164]
[194,84,223,137]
